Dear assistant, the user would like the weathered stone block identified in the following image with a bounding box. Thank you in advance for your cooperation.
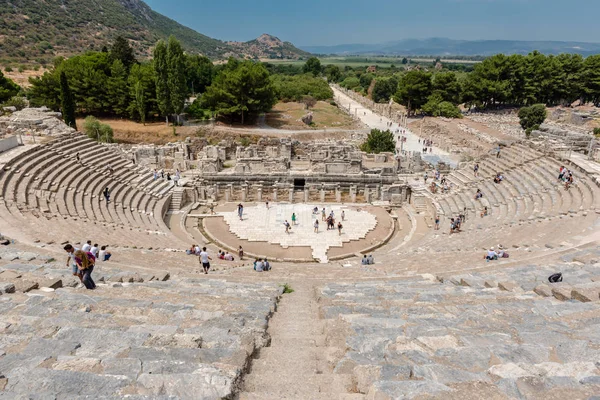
[533,284,552,297]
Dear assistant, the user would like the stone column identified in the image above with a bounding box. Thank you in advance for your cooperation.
[335,185,341,203]
[380,185,386,202]
[401,186,407,203]
[227,184,233,201]
[288,186,294,203]
[225,187,230,202]
[350,186,357,203]
[365,186,371,203]
[304,187,310,203]
[241,184,247,202]
[320,185,326,203]
[257,187,262,202]
[198,186,206,201]
[272,186,278,202]
[213,184,219,201]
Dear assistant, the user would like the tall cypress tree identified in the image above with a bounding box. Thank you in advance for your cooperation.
[59,71,77,130]
[153,40,171,124]
[167,36,187,124]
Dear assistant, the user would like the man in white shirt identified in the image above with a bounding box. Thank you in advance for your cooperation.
[90,243,99,258]
[367,254,374,264]
[81,240,92,253]
[199,247,211,274]
[255,259,264,272]
[486,247,498,261]
[224,252,234,261]
[194,245,201,256]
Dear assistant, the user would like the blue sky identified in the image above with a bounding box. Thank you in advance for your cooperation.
[145,0,600,46]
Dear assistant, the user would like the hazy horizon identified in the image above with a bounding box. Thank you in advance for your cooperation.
[145,0,600,46]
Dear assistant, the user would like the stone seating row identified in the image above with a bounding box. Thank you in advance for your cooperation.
[436,152,599,229]
[0,274,282,399]
[0,134,179,246]
[318,272,600,399]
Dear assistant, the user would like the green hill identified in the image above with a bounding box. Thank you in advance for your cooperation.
[0,0,308,65]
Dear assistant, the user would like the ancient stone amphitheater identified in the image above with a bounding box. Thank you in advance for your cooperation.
[0,127,599,399]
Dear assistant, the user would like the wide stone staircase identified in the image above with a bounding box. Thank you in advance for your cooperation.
[0,266,282,398]
[0,133,182,249]
[318,257,600,399]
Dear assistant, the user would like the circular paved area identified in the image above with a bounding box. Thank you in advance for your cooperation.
[210,203,384,263]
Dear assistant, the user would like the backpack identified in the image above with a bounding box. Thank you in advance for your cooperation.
[548,273,563,283]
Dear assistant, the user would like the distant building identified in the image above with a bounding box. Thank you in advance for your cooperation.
[366,65,377,73]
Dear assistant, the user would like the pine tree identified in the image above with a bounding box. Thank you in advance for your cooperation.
[109,36,136,70]
[59,71,77,130]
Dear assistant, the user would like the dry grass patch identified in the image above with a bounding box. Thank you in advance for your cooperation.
[266,101,357,130]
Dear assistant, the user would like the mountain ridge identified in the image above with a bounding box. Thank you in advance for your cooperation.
[0,0,308,63]
[301,37,600,56]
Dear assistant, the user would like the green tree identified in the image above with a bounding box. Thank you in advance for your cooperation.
[401,58,408,65]
[109,36,136,70]
[518,104,547,136]
[82,116,114,142]
[153,39,171,124]
[303,57,322,77]
[393,70,432,115]
[360,129,395,154]
[0,70,20,103]
[432,72,460,104]
[107,60,129,116]
[185,55,214,95]
[372,78,398,103]
[359,73,375,91]
[583,55,600,106]
[422,93,462,118]
[127,63,155,123]
[272,74,333,102]
[340,76,360,90]
[167,36,187,123]
[201,61,277,124]
[59,71,77,130]
[324,64,342,83]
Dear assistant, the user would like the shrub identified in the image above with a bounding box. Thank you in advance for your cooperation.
[593,127,600,137]
[281,283,294,294]
[518,104,547,136]
[4,66,12,72]
[2,96,28,110]
[82,116,114,142]
[360,129,395,154]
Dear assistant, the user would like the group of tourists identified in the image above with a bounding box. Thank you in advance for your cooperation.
[312,207,344,235]
[361,254,375,265]
[484,244,509,261]
[449,211,467,234]
[426,170,452,194]
[418,138,434,153]
[153,168,181,186]
[63,241,112,290]
[558,166,574,190]
[253,258,271,272]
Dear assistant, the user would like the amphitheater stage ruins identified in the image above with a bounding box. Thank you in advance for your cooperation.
[0,102,599,399]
